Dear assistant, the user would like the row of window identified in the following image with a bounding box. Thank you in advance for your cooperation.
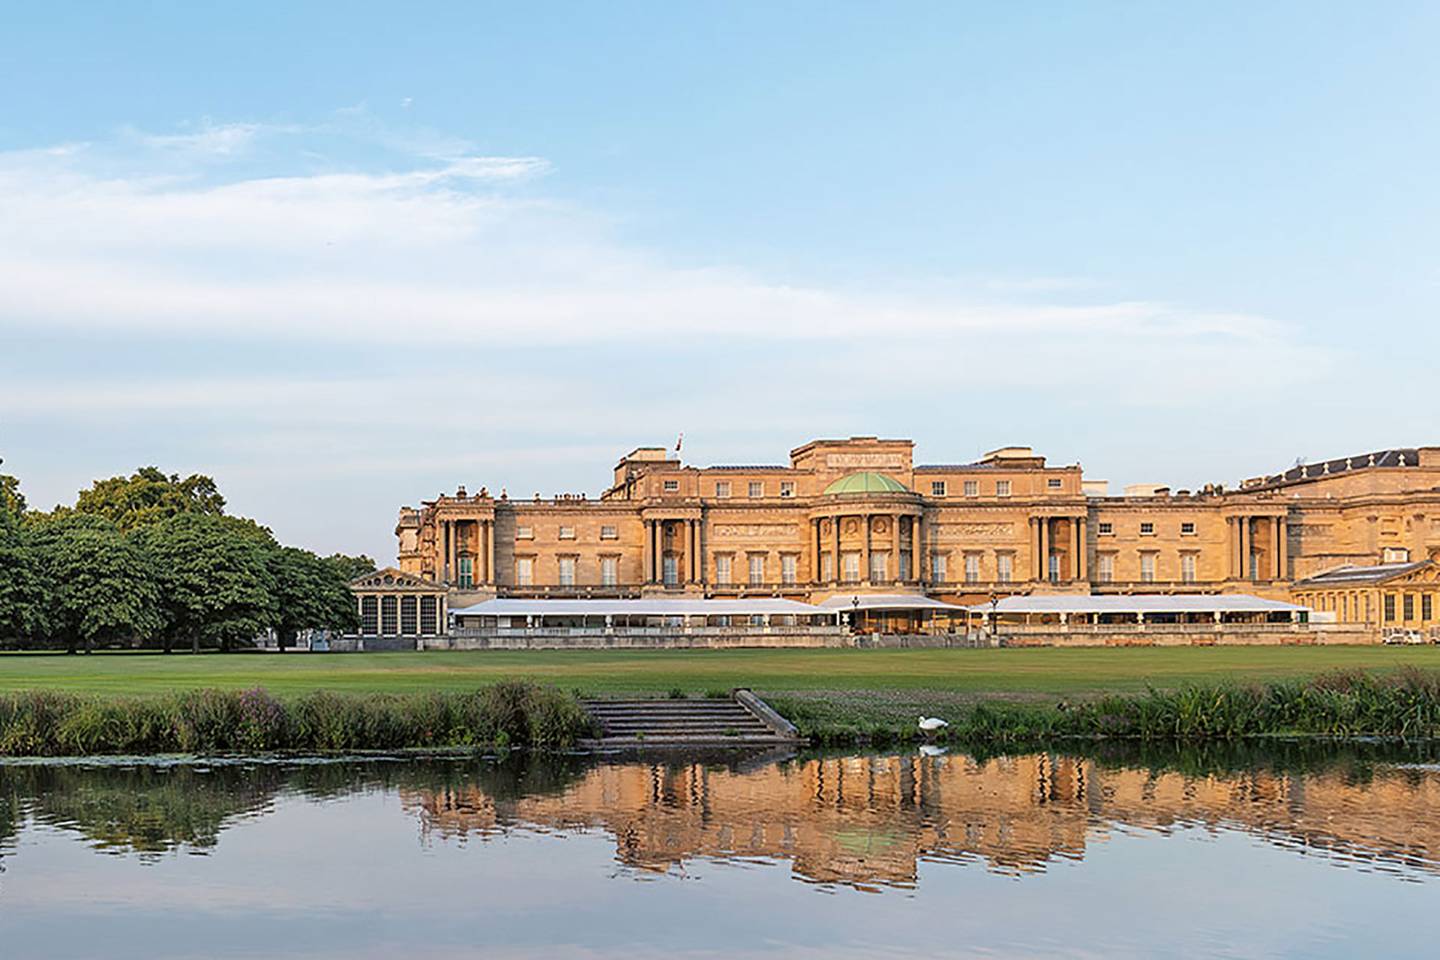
[1384,593,1436,622]
[1095,521,1198,536]
[929,478,1063,497]
[358,595,441,636]
[513,525,619,541]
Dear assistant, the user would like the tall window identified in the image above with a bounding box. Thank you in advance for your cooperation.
[558,557,576,586]
[965,553,980,584]
[1140,553,1156,583]
[931,481,947,496]
[381,596,398,635]
[1048,553,1060,583]
[1249,552,1259,580]
[716,554,733,585]
[1097,553,1114,583]
[899,551,911,581]
[515,557,533,586]
[597,557,615,587]
[458,556,473,589]
[1424,594,1434,622]
[963,480,978,497]
[931,553,947,582]
[843,552,860,583]
[400,597,418,635]
[870,551,887,583]
[1404,594,1415,621]
[663,555,678,586]
[419,596,437,635]
[1181,554,1197,584]
[361,596,378,635]
[748,481,764,498]
[781,554,797,585]
[996,480,1012,497]
[715,481,731,498]
[1384,594,1396,622]
[748,554,765,585]
[821,552,834,582]
[997,553,1013,583]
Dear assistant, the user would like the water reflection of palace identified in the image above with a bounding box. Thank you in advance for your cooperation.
[404,754,1440,888]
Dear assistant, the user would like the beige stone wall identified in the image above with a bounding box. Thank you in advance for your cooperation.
[396,437,1440,606]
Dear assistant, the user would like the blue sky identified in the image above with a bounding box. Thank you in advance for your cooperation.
[3,2,1439,561]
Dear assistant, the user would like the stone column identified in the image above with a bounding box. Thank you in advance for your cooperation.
[643,521,653,584]
[891,513,900,583]
[862,515,872,584]
[486,520,495,585]
[914,514,924,585]
[832,516,841,583]
[446,520,456,585]
[1039,517,1050,582]
[1278,518,1290,578]
[1239,516,1249,581]
[1075,517,1087,582]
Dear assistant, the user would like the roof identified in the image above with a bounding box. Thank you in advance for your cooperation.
[1247,449,1422,490]
[450,597,827,618]
[815,593,968,611]
[350,567,443,591]
[964,594,1307,615]
[823,472,910,495]
[1294,560,1432,588]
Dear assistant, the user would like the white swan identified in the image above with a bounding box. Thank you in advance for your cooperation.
[918,716,949,734]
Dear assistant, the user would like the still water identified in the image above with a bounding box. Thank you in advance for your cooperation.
[2,745,1439,959]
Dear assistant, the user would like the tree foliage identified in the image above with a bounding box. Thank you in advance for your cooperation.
[135,514,278,653]
[29,514,164,654]
[4,467,365,653]
[0,472,25,517]
[73,467,226,532]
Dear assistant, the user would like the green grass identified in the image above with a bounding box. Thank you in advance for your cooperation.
[0,646,1437,699]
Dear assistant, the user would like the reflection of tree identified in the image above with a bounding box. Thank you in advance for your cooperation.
[1,765,285,857]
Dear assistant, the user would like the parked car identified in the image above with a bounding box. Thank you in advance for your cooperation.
[1383,629,1426,645]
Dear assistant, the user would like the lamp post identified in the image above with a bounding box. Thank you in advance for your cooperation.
[988,592,999,638]
[851,595,860,635]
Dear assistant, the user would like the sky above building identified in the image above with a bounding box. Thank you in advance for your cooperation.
[4,2,1438,561]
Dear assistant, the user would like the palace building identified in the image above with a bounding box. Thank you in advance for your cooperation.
[388,437,1440,635]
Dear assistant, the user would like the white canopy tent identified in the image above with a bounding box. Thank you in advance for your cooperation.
[963,594,1308,625]
[450,596,831,629]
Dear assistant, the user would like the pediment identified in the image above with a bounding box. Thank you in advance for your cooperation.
[350,566,445,592]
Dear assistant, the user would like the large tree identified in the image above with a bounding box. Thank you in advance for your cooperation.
[324,553,377,582]
[0,508,47,644]
[0,470,26,517]
[136,513,277,653]
[268,547,360,650]
[29,514,163,654]
[73,467,226,532]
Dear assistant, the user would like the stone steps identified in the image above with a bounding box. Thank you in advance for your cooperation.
[581,690,801,748]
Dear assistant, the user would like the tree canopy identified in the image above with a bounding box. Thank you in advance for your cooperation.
[73,467,226,532]
[0,465,366,653]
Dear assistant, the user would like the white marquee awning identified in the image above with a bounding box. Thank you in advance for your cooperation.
[815,593,968,612]
[963,594,1307,616]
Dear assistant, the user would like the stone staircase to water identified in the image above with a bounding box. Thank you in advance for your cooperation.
[581,690,801,748]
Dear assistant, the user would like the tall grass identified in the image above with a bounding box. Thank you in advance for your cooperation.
[0,681,593,757]
[784,668,1440,745]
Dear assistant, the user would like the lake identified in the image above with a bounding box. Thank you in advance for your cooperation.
[2,744,1439,959]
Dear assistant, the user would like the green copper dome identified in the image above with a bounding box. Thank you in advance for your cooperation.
[823,472,910,495]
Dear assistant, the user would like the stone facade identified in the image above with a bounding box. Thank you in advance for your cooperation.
[395,437,1440,618]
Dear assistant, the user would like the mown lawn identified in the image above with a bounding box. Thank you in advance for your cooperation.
[0,645,1437,700]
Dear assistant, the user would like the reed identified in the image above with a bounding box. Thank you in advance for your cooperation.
[0,681,593,757]
[771,668,1440,745]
